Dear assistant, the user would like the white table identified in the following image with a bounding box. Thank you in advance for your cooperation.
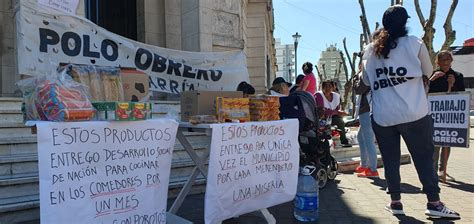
[167,122,276,224]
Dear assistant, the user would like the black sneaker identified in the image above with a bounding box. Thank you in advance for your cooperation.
[425,202,460,219]
[385,202,405,215]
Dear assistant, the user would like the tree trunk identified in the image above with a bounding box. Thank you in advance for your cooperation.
[358,0,372,43]
[315,65,323,83]
[415,0,438,67]
[441,0,458,51]
[340,39,356,111]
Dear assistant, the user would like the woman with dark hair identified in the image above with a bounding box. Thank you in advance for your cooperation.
[298,62,317,95]
[290,74,305,93]
[315,80,350,146]
[358,5,459,219]
[236,81,255,97]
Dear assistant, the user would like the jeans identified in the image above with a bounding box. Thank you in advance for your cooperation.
[371,115,440,202]
[433,147,451,172]
[357,112,378,171]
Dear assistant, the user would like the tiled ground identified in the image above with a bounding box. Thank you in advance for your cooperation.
[170,137,474,224]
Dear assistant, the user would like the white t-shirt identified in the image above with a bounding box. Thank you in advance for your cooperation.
[362,35,428,127]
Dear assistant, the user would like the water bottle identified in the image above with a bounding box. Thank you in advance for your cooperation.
[294,165,319,222]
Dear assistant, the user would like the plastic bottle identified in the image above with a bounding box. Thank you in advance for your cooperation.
[294,165,319,222]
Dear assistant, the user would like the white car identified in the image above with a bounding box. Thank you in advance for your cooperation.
[470,110,474,127]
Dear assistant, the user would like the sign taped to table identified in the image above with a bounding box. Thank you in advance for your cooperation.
[428,92,471,147]
[16,0,249,94]
[37,120,178,224]
[205,120,300,224]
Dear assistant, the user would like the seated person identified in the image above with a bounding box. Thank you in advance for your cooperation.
[268,77,291,96]
[315,80,351,147]
[236,81,255,97]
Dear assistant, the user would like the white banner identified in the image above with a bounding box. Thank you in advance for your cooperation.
[37,119,178,224]
[17,0,249,94]
[428,92,471,147]
[205,120,300,224]
[38,0,79,15]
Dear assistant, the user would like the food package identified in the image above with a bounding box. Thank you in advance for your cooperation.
[100,68,124,101]
[64,64,124,102]
[17,68,95,122]
[92,102,152,121]
[249,95,280,121]
[216,97,250,123]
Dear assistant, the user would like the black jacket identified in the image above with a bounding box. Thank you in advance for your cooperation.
[428,68,465,93]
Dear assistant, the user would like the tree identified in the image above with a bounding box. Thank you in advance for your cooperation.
[414,0,458,67]
[340,0,459,112]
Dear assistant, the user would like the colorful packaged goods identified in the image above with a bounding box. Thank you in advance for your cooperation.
[249,95,280,121]
[92,102,152,121]
[17,69,95,122]
[64,64,125,102]
[216,97,250,123]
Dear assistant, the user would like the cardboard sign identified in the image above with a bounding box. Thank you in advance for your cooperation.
[205,120,300,224]
[37,120,178,224]
[17,0,249,94]
[428,92,471,147]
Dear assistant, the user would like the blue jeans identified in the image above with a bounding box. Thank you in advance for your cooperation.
[357,112,378,171]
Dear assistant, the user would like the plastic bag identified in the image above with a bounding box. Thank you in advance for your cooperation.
[17,67,95,122]
[64,64,124,102]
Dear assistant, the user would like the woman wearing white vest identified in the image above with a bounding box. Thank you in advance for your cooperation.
[360,5,460,219]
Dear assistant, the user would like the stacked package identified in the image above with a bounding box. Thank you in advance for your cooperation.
[216,97,250,123]
[249,95,280,121]
[65,64,124,102]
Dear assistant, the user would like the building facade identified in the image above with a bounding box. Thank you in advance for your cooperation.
[275,38,294,83]
[317,44,347,96]
[0,0,277,96]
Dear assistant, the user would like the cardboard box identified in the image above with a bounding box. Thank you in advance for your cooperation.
[180,91,243,121]
[120,69,150,102]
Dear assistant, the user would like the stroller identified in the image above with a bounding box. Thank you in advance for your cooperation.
[279,91,338,188]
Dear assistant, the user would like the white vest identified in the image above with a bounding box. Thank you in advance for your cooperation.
[363,35,428,126]
[317,91,340,110]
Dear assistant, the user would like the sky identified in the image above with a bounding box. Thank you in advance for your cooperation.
[274,0,474,80]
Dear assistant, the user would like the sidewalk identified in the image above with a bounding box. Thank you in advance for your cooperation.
[169,134,474,223]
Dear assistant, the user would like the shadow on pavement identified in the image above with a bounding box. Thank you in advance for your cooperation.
[441,179,474,193]
[168,179,375,223]
[395,215,457,224]
[394,215,426,224]
[368,177,423,194]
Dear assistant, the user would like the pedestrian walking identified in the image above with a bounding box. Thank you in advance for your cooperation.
[359,5,460,219]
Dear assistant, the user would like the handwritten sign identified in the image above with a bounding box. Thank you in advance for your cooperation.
[428,92,471,147]
[37,120,178,224]
[205,120,299,223]
[38,0,80,15]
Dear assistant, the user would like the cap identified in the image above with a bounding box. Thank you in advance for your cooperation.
[382,5,410,29]
[272,77,292,87]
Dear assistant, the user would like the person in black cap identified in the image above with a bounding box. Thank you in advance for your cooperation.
[357,5,460,219]
[236,81,255,97]
[268,77,291,96]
